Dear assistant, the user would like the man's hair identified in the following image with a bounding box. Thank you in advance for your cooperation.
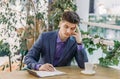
[61,11,80,24]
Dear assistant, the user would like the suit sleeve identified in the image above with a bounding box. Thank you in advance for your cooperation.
[24,33,44,70]
[75,44,88,69]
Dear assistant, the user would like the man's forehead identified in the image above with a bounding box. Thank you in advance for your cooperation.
[63,21,76,27]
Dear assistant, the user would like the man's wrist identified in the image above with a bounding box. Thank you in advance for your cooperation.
[35,64,42,70]
[76,38,82,45]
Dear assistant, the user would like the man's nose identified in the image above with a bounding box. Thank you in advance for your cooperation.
[66,29,71,34]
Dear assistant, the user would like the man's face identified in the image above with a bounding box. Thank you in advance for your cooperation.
[59,21,76,40]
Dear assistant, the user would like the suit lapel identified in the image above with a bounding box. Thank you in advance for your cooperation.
[49,32,57,64]
[58,37,75,64]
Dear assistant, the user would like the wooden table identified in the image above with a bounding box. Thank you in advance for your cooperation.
[0,65,120,79]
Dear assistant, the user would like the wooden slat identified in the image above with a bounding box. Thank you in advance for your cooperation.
[81,21,120,30]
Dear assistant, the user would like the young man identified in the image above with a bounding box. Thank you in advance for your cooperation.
[24,11,88,71]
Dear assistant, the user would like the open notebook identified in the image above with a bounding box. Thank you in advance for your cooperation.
[27,69,66,77]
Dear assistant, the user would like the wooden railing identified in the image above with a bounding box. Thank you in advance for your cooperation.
[81,21,120,30]
[80,21,120,46]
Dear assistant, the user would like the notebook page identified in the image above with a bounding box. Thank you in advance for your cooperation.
[27,69,66,77]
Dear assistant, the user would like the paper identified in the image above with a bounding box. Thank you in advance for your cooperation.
[27,69,66,77]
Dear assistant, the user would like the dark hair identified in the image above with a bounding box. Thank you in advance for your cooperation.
[61,11,80,24]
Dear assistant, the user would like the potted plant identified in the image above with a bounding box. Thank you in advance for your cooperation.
[0,40,12,71]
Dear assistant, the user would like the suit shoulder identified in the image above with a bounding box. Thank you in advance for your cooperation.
[42,31,57,37]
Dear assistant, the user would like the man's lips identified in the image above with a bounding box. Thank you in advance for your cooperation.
[64,33,70,37]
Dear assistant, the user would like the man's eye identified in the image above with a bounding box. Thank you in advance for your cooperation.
[71,28,75,30]
[64,26,68,28]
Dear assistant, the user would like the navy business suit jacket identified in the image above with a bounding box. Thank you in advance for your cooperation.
[24,30,88,69]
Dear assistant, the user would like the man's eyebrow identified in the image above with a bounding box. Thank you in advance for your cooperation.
[64,24,69,27]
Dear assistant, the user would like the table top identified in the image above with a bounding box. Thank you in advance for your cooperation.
[0,65,120,79]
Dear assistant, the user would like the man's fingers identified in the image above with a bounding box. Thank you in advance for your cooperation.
[39,63,55,71]
[47,67,55,71]
[76,25,81,34]
[47,64,55,71]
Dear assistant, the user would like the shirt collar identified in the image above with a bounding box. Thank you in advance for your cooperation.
[57,33,67,43]
[57,34,62,43]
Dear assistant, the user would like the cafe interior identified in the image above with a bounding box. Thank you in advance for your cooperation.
[0,0,120,79]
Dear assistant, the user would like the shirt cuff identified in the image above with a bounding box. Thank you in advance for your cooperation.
[77,44,83,50]
[35,64,42,70]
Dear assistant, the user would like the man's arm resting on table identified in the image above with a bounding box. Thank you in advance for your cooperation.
[76,44,88,68]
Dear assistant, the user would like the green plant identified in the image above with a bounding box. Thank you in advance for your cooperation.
[0,1,20,71]
[99,40,120,67]
[81,31,102,54]
[0,40,12,71]
[48,0,77,29]
[82,30,120,67]
[18,0,46,70]
[0,0,47,70]
[0,40,10,56]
